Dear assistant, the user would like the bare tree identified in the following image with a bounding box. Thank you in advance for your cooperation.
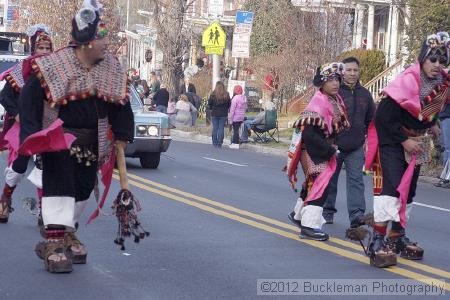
[11,0,121,50]
[244,0,353,109]
[149,0,196,95]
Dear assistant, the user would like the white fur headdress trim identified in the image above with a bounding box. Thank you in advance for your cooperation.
[75,0,104,31]
[27,24,52,37]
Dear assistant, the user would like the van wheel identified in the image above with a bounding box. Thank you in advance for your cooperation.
[139,153,160,169]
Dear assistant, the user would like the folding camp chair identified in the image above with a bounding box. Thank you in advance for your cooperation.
[251,109,279,143]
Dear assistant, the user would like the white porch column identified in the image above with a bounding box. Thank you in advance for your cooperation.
[400,5,410,61]
[389,5,399,66]
[384,5,392,59]
[367,4,375,49]
[355,4,365,48]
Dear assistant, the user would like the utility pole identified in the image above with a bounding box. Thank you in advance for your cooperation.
[126,0,130,30]
[212,53,220,89]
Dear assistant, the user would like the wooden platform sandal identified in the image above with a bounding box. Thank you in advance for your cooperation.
[387,231,424,260]
[0,196,12,223]
[35,240,73,273]
[65,232,87,264]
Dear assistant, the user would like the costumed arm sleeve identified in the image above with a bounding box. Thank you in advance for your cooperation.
[18,74,44,143]
[108,101,134,143]
[0,82,19,117]
[302,125,336,164]
[375,98,408,144]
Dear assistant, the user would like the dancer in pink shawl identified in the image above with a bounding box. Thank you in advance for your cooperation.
[0,24,53,223]
[364,32,450,268]
[287,62,349,241]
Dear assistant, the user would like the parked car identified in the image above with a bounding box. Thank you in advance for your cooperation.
[126,84,171,169]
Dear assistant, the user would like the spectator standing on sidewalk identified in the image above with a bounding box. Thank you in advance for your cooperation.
[149,71,160,97]
[322,57,375,227]
[228,85,247,149]
[181,77,197,94]
[208,81,231,148]
[152,84,169,113]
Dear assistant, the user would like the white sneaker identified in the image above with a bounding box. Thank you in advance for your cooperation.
[229,143,239,149]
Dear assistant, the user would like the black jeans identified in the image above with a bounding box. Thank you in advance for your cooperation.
[232,122,242,144]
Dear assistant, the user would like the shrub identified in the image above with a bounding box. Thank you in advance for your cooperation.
[338,49,386,85]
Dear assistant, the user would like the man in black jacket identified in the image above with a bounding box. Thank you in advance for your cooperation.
[322,57,375,227]
[152,85,169,113]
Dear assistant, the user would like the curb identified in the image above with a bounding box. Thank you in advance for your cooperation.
[170,129,440,184]
[171,129,287,157]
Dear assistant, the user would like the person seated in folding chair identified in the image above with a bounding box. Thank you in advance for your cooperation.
[240,100,277,143]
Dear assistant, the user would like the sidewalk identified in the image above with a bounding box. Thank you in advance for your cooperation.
[170,127,442,186]
[171,128,289,157]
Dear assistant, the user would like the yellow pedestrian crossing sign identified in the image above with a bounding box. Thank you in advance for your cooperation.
[202,21,226,49]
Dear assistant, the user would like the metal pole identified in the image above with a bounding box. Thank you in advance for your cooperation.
[3,0,9,31]
[212,54,220,90]
[126,0,130,30]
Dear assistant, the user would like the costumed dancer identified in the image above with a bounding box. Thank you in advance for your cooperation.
[18,0,134,273]
[0,24,53,223]
[363,32,450,267]
[286,63,350,241]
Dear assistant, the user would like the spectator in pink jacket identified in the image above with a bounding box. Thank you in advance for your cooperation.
[228,85,247,149]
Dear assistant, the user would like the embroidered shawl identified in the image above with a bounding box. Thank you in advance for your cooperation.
[287,90,349,202]
[31,47,129,106]
[383,63,450,122]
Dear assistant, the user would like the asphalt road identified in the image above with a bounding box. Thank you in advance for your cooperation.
[0,141,449,300]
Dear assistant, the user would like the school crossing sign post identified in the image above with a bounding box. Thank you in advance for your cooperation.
[202,21,226,55]
[202,21,226,89]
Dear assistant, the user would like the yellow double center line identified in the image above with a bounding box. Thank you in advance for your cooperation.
[113,171,450,291]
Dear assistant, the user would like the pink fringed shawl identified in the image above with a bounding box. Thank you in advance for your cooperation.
[287,90,345,202]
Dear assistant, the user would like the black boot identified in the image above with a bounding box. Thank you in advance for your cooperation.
[288,212,302,228]
[368,230,396,268]
[387,230,424,260]
[299,226,329,241]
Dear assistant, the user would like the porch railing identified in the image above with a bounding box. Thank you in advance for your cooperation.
[364,58,404,102]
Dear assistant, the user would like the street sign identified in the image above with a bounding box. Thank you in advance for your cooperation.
[235,11,254,25]
[232,11,254,59]
[232,33,250,58]
[205,46,224,55]
[202,21,226,48]
[7,8,19,24]
[208,0,224,17]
